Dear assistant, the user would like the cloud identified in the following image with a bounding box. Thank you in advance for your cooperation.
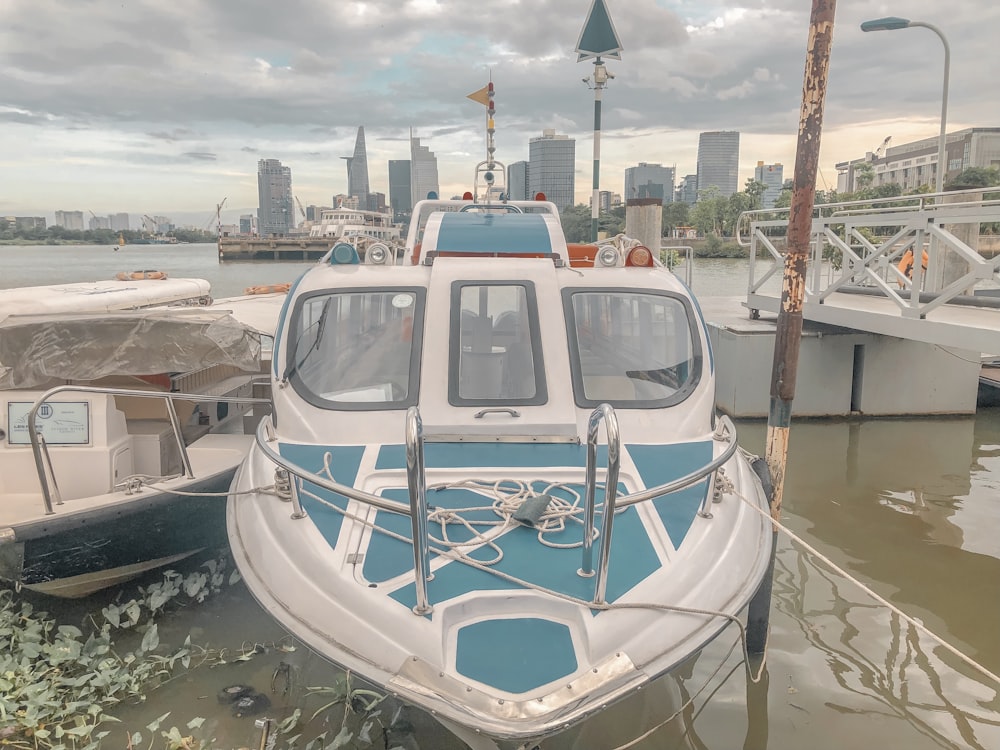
[1,0,999,214]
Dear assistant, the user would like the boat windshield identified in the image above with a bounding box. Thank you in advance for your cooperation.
[563,289,701,408]
[287,288,424,410]
[448,281,547,406]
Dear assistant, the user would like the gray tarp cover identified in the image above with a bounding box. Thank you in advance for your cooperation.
[0,309,262,389]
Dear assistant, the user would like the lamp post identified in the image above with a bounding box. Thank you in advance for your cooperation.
[861,16,950,193]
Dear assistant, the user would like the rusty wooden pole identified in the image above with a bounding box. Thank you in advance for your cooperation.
[747,0,838,654]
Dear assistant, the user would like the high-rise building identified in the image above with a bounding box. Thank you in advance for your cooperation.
[88,216,111,230]
[624,163,675,203]
[410,136,439,209]
[239,214,258,234]
[343,126,370,203]
[54,210,85,230]
[257,158,294,236]
[507,161,530,201]
[677,175,698,205]
[110,213,130,231]
[754,162,784,208]
[529,129,575,210]
[388,160,412,219]
[696,131,740,197]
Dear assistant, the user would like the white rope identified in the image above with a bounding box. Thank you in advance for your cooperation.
[734,489,1000,689]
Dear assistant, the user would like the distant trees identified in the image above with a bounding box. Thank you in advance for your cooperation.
[0,225,217,245]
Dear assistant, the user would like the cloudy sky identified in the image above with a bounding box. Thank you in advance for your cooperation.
[3,0,999,227]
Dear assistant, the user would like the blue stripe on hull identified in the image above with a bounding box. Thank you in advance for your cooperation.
[628,443,713,549]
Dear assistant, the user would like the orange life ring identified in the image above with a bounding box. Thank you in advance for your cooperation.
[115,270,168,281]
[243,283,292,295]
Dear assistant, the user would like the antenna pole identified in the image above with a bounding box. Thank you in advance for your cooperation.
[590,58,607,242]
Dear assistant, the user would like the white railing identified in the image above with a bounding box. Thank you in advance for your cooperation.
[737,188,1000,320]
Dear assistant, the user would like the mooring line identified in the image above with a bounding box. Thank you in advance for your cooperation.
[735,491,1000,689]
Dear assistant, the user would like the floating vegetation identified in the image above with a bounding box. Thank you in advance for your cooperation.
[0,555,418,750]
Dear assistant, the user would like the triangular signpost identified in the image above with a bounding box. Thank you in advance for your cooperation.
[577,0,623,241]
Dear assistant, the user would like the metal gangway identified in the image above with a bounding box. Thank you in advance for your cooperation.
[737,188,1000,354]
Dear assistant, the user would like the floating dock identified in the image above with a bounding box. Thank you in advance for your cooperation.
[217,236,333,262]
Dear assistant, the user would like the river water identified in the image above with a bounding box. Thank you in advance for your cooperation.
[1,243,998,749]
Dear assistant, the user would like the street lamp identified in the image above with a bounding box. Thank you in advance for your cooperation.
[861,16,950,193]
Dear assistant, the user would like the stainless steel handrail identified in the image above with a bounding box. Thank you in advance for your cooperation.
[405,407,432,615]
[661,245,694,288]
[579,404,621,606]
[253,417,411,516]
[28,383,271,516]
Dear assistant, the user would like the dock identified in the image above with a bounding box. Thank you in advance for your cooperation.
[217,236,333,262]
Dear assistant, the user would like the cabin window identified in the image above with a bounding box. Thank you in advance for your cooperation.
[286,287,424,410]
[563,289,701,408]
[448,282,547,406]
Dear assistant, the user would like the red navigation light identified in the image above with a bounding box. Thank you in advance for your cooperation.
[462,191,473,200]
[626,246,653,267]
[534,192,547,201]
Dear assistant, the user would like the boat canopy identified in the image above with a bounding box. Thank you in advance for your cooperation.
[0,309,261,389]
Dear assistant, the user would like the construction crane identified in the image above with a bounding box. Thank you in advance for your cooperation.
[202,198,228,233]
[142,214,157,234]
[295,196,306,219]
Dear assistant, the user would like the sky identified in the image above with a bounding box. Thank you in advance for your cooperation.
[3,0,1000,228]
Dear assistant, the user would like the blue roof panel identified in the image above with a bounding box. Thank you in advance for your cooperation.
[435,212,553,256]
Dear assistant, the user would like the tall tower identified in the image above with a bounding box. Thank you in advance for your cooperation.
[528,129,576,210]
[754,162,784,208]
[257,158,294,236]
[388,160,412,219]
[696,131,740,197]
[507,161,530,201]
[343,126,370,204]
[409,135,439,208]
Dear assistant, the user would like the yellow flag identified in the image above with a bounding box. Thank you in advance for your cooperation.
[466,85,490,107]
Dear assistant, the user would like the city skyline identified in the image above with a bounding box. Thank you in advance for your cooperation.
[3,1,999,225]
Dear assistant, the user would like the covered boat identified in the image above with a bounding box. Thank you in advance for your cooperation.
[0,308,267,597]
[227,175,774,745]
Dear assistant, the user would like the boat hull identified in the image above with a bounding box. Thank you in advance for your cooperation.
[228,441,773,744]
[1,471,233,598]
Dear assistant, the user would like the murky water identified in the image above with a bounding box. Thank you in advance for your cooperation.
[2,244,997,748]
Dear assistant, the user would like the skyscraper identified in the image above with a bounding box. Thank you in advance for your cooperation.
[624,163,675,202]
[754,162,784,208]
[410,136,439,208]
[257,158,294,236]
[54,210,85,230]
[529,129,575,210]
[696,131,740,197]
[110,213,130,231]
[507,161,529,201]
[678,175,698,204]
[343,126,370,203]
[388,160,412,219]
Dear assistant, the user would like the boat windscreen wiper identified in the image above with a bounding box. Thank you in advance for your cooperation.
[281,296,333,384]
[625,366,682,389]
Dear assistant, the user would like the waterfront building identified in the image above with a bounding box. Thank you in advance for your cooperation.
[507,161,530,201]
[624,163,675,203]
[589,191,620,212]
[333,194,361,210]
[54,210,85,230]
[388,160,412,219]
[754,162,784,208]
[343,126,371,204]
[677,175,698,205]
[835,127,1000,193]
[529,129,575,210]
[110,213,130,231]
[697,131,740,197]
[257,158,294,236]
[239,214,258,235]
[88,216,111,230]
[410,136,439,209]
[6,216,46,231]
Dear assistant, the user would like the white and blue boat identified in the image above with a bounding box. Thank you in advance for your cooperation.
[227,169,774,747]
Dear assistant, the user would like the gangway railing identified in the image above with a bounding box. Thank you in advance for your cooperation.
[28,383,272,516]
[735,187,1000,321]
